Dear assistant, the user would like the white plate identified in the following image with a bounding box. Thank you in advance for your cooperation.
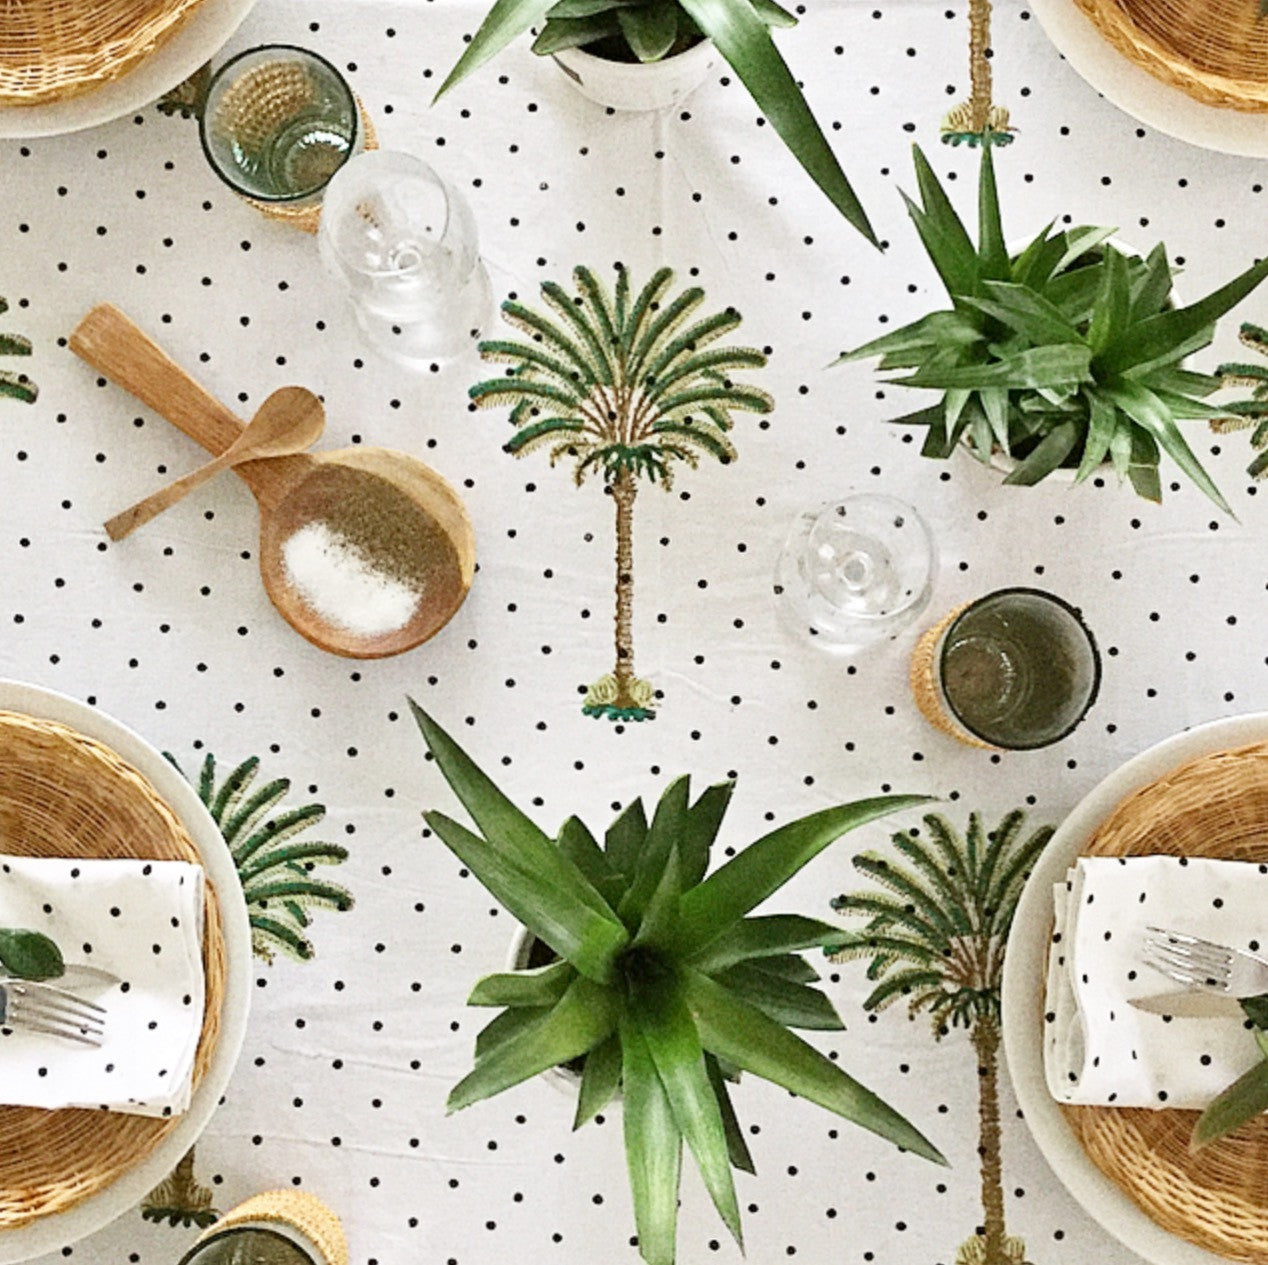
[1002,712,1268,1265]
[1031,0,1268,158]
[0,0,256,140]
[0,679,251,1264]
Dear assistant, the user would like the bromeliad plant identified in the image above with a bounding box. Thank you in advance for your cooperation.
[434,0,879,245]
[413,703,945,1265]
[0,296,36,404]
[831,809,1053,1265]
[471,264,771,721]
[839,145,1268,511]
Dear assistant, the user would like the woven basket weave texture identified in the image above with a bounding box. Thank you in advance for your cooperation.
[204,1190,349,1265]
[0,0,209,107]
[0,710,225,1229]
[909,603,999,751]
[1064,740,1268,1263]
[1073,0,1268,112]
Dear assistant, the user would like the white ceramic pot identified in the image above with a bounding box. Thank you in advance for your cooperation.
[551,39,719,112]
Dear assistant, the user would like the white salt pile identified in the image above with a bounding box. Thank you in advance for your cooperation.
[282,520,423,638]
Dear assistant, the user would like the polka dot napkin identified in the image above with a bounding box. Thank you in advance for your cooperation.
[1044,856,1267,1109]
[0,854,205,1117]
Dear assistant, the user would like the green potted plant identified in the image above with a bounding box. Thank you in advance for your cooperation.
[0,295,36,404]
[434,0,878,245]
[838,145,1268,511]
[412,703,945,1265]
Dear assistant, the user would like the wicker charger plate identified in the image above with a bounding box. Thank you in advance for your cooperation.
[0,0,211,107]
[0,709,224,1230]
[1073,0,1268,112]
[1060,741,1268,1263]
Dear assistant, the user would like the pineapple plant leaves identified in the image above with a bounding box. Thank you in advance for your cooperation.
[167,751,353,964]
[840,144,1268,510]
[434,0,878,244]
[0,297,37,405]
[472,264,771,721]
[413,701,944,1265]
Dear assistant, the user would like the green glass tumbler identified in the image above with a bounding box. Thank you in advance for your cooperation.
[911,587,1101,750]
[177,1190,345,1265]
[178,1226,316,1265]
[199,45,359,204]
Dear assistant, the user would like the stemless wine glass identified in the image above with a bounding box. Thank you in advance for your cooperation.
[317,149,492,366]
[911,587,1101,750]
[199,45,360,205]
[774,494,936,654]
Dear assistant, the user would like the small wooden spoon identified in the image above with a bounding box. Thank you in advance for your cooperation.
[71,304,475,659]
[104,385,325,541]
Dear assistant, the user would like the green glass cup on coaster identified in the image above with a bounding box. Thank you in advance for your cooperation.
[199,45,360,207]
[911,587,1101,751]
[177,1190,346,1265]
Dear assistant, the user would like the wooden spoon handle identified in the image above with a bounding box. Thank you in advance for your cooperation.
[103,448,238,542]
[69,304,244,456]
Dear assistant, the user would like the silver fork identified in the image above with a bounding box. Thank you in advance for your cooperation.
[1142,926,1268,997]
[0,979,106,1047]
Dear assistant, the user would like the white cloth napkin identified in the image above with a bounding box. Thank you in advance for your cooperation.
[1044,856,1268,1109]
[0,854,205,1117]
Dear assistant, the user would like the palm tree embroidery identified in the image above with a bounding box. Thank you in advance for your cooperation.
[1213,321,1268,479]
[142,753,355,1230]
[831,810,1053,1265]
[469,264,773,721]
[0,295,37,404]
[942,0,1015,148]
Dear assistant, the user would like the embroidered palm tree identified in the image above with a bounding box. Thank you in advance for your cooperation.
[942,0,1015,147]
[0,296,37,404]
[1213,321,1268,479]
[144,752,356,1229]
[831,810,1053,1265]
[470,264,772,721]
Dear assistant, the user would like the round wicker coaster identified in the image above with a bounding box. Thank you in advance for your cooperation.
[1072,0,1268,113]
[245,101,378,234]
[0,0,209,108]
[909,604,999,751]
[204,1190,348,1265]
[1064,740,1268,1263]
[0,710,225,1230]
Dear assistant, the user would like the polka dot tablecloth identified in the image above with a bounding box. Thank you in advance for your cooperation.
[4,1,1268,1262]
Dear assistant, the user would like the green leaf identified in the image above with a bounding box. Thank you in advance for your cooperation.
[1087,247,1130,356]
[676,0,877,245]
[966,281,1083,346]
[690,914,852,971]
[634,844,684,951]
[468,960,576,1006]
[1001,419,1081,485]
[618,1,680,60]
[713,963,843,1029]
[0,928,64,981]
[1129,243,1174,322]
[837,310,982,366]
[1125,427,1162,503]
[605,797,649,877]
[747,952,821,984]
[675,794,932,957]
[1102,255,1268,376]
[448,975,617,1111]
[575,1033,623,1128]
[621,1017,683,1265]
[683,969,945,1163]
[976,146,1008,282]
[474,1007,539,1061]
[548,0,644,15]
[1192,1054,1268,1149]
[557,815,624,908]
[705,1054,755,1173]
[680,780,734,888]
[1241,994,1268,1030]
[749,0,797,24]
[908,146,977,296]
[435,0,557,100]
[634,972,743,1249]
[1076,389,1118,481]
[1102,378,1231,513]
[895,344,1092,391]
[621,776,691,926]
[426,811,629,983]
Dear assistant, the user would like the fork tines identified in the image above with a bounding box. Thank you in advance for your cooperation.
[2,980,106,1047]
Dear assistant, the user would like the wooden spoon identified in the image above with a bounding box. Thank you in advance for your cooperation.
[70,304,475,660]
[104,385,326,541]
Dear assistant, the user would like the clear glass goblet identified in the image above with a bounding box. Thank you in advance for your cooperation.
[774,494,937,654]
[317,149,491,366]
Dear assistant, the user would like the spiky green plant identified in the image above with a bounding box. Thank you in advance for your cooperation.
[839,146,1268,511]
[471,264,772,721]
[831,810,1053,1265]
[1213,321,1268,479]
[412,702,945,1265]
[0,297,36,404]
[167,752,353,963]
[433,0,878,245]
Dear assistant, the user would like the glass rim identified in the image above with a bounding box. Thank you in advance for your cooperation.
[176,1224,316,1265]
[198,42,359,205]
[937,585,1102,750]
